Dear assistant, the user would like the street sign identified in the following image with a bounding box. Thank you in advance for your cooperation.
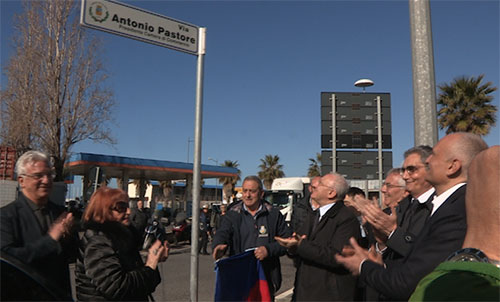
[321,120,392,135]
[80,0,200,55]
[321,151,393,179]
[321,134,392,149]
[320,92,392,149]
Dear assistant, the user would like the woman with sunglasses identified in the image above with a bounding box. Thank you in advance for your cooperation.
[76,187,168,301]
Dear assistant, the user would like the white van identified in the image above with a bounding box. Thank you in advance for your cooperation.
[264,177,310,224]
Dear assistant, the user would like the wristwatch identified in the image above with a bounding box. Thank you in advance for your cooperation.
[447,247,500,268]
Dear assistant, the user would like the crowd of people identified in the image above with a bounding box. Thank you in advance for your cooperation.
[1,131,499,301]
[211,132,499,301]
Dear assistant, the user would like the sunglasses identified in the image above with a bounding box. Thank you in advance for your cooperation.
[111,202,129,213]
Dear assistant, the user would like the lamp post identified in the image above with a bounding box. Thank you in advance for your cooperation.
[354,79,382,204]
[208,157,219,202]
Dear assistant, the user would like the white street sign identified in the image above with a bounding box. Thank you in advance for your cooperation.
[81,0,200,55]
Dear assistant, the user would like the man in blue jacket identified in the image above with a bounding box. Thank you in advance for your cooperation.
[212,175,291,297]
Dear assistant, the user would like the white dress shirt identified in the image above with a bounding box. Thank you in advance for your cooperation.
[430,183,466,216]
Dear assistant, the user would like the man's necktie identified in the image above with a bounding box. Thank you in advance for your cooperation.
[311,210,320,233]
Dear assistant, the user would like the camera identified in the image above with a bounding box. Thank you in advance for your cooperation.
[142,219,166,250]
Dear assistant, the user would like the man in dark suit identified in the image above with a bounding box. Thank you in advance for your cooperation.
[335,132,488,300]
[276,173,361,301]
[410,145,500,301]
[360,146,435,263]
[1,151,76,299]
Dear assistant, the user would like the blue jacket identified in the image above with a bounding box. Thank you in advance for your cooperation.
[212,200,291,292]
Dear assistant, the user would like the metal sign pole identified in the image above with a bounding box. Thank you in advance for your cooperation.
[190,27,206,302]
[376,95,383,205]
[79,2,206,300]
[94,166,100,193]
[331,94,336,173]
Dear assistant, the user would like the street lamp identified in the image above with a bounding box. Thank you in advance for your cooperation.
[208,157,219,202]
[354,78,382,204]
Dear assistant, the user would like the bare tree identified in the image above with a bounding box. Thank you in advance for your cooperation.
[0,0,115,180]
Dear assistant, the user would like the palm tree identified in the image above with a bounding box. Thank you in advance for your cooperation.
[307,153,322,177]
[437,74,497,135]
[116,177,126,191]
[159,180,174,202]
[258,154,285,190]
[219,160,240,202]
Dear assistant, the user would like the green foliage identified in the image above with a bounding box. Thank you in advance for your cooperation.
[437,74,497,135]
[258,154,285,190]
[219,160,240,202]
[307,152,322,177]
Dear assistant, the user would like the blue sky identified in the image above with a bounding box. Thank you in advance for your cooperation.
[1,0,499,190]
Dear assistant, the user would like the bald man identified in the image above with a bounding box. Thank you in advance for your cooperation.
[410,145,500,301]
[335,132,488,300]
[276,173,361,301]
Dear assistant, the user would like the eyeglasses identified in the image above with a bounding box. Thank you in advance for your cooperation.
[21,172,56,180]
[400,165,425,175]
[382,182,405,189]
[242,188,260,194]
[111,202,129,213]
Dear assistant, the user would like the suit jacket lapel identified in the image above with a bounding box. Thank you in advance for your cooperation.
[311,201,342,238]
[18,193,51,236]
[428,184,466,222]
[396,196,411,226]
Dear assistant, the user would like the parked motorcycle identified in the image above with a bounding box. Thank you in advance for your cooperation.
[171,212,191,245]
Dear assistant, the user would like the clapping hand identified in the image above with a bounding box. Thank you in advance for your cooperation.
[48,212,74,241]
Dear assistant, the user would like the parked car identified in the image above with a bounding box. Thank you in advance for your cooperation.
[1,251,71,301]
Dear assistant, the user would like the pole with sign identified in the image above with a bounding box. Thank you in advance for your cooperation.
[80,1,206,300]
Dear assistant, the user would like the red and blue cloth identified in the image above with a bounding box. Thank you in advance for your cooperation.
[214,250,271,302]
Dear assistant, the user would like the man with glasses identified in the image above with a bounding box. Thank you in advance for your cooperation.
[381,168,409,210]
[275,173,361,301]
[352,147,434,262]
[387,146,436,257]
[1,150,76,299]
[335,133,488,300]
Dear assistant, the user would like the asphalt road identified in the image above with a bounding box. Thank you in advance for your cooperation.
[70,242,296,302]
[153,243,296,301]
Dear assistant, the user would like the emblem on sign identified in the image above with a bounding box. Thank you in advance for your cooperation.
[259,225,268,237]
[89,2,109,23]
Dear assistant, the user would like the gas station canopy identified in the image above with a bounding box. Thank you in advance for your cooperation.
[65,152,238,181]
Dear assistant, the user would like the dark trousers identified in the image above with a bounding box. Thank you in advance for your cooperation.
[198,231,208,254]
